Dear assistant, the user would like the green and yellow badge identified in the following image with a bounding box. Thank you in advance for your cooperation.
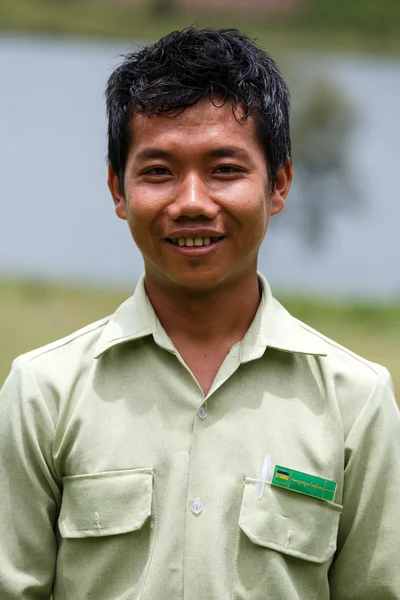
[272,465,337,502]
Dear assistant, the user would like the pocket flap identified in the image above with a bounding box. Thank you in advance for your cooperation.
[59,468,153,538]
[239,478,342,563]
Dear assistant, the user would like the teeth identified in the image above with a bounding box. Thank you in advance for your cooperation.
[173,236,220,247]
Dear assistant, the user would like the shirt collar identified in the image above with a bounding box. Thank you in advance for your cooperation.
[94,273,327,359]
[94,274,156,359]
[238,273,327,362]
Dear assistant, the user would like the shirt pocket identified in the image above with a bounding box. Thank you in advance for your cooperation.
[232,477,342,600]
[56,468,155,600]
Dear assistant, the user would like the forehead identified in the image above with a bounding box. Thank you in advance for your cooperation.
[129,98,262,155]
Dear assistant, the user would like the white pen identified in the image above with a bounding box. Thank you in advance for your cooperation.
[257,453,272,500]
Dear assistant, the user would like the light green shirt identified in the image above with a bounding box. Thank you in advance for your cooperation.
[1,274,399,600]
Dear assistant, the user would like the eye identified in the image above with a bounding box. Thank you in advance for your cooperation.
[142,167,172,176]
[213,165,244,174]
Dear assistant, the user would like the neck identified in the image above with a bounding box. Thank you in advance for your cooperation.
[144,270,261,346]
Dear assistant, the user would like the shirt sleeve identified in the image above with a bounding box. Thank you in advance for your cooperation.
[0,357,61,600]
[328,368,400,599]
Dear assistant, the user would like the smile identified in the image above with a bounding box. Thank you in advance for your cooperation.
[166,236,224,247]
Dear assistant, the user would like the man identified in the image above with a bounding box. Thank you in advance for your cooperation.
[0,26,399,600]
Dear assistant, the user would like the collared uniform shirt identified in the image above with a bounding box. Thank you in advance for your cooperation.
[0,274,399,600]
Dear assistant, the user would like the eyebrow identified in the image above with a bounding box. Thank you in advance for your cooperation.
[135,146,251,162]
[208,146,251,159]
[135,148,174,162]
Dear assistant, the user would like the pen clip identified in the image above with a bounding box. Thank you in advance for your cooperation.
[258,454,272,500]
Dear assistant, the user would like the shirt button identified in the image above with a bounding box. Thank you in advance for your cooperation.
[191,499,203,515]
[198,405,208,419]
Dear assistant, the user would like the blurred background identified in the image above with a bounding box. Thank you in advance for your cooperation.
[0,0,399,399]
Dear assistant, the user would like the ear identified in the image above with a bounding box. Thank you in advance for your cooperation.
[108,163,127,221]
[271,157,293,216]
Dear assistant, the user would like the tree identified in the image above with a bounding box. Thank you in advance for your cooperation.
[283,76,361,246]
[150,0,179,17]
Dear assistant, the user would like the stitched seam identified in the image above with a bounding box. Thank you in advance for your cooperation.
[139,475,157,600]
[65,507,149,533]
[24,318,110,360]
[314,574,328,600]
[344,373,381,444]
[297,319,384,376]
[239,480,338,563]
[62,467,154,482]
[104,326,151,344]
[95,326,153,357]
[17,356,61,493]
[285,528,292,548]
[182,416,198,600]
[231,479,246,600]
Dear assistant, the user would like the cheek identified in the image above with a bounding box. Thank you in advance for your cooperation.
[123,202,150,249]
[124,184,170,226]
[240,201,270,251]
[238,194,269,232]
[124,197,166,255]
[124,192,153,230]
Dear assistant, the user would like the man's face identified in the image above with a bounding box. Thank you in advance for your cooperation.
[109,97,292,294]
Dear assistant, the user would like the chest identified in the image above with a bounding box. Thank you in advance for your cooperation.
[56,345,342,485]
[54,350,343,600]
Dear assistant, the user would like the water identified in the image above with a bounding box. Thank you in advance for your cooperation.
[0,35,399,298]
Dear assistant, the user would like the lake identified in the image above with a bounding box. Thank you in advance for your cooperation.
[0,35,399,298]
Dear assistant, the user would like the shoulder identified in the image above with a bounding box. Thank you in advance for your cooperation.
[20,315,111,368]
[8,316,112,418]
[0,314,114,429]
[291,315,394,437]
[296,317,385,380]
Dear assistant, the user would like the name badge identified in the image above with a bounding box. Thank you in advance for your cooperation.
[272,465,337,502]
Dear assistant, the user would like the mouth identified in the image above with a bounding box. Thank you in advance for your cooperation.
[165,236,225,248]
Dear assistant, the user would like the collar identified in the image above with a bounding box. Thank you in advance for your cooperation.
[94,273,327,359]
[238,274,327,362]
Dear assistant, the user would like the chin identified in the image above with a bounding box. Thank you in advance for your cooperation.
[170,270,234,294]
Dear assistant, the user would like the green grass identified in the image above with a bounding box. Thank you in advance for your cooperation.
[0,279,131,383]
[1,279,399,403]
[1,0,400,55]
[279,294,400,400]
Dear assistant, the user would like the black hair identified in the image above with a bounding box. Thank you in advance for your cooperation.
[106,26,291,191]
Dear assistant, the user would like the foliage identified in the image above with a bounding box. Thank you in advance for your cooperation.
[150,0,179,17]
[303,0,400,37]
[1,0,400,54]
[286,77,361,245]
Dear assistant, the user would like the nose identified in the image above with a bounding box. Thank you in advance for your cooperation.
[168,172,219,221]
